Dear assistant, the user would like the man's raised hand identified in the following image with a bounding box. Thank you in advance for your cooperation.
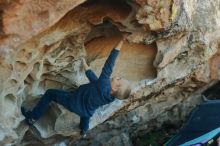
[122,33,129,41]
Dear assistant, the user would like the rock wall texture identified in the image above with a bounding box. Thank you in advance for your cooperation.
[0,0,220,145]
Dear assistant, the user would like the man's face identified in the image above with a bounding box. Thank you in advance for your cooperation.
[110,76,122,91]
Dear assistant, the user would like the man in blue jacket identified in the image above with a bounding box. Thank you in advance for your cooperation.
[21,36,131,137]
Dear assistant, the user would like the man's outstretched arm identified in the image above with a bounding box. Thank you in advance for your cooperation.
[82,58,98,82]
[79,117,90,137]
[99,37,125,79]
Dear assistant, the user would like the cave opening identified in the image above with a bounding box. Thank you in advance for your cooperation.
[78,0,157,81]
[84,19,157,81]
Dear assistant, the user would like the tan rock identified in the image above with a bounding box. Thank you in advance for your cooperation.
[136,0,173,31]
[0,0,220,145]
[1,0,86,48]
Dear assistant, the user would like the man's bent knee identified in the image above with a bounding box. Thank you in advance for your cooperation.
[45,89,55,95]
[43,89,57,101]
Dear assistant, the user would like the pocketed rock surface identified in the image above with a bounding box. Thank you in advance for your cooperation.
[0,0,219,145]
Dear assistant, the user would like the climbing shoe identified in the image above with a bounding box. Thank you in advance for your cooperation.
[21,106,36,125]
[80,130,87,138]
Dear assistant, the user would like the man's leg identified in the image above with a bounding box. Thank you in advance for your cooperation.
[22,89,72,122]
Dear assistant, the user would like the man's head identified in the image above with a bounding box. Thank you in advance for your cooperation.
[110,76,131,100]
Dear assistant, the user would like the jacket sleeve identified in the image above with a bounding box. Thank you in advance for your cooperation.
[99,48,120,79]
[85,69,98,82]
[79,117,90,131]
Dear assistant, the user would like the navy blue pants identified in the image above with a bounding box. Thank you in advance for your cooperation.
[29,89,90,131]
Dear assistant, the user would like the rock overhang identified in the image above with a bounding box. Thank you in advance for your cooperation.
[0,0,220,145]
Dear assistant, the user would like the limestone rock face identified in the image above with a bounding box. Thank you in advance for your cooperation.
[0,0,220,145]
[136,0,174,31]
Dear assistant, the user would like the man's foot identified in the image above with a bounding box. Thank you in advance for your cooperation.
[80,130,87,138]
[21,106,36,125]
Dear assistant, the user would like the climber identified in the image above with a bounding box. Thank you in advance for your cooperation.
[21,34,131,137]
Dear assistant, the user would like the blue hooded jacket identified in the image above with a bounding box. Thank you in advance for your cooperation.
[70,49,119,131]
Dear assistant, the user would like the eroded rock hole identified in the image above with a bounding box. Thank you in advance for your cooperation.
[3,94,17,118]
[14,61,27,72]
[85,20,157,81]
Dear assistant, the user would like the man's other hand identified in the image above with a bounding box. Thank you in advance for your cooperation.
[82,58,91,71]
